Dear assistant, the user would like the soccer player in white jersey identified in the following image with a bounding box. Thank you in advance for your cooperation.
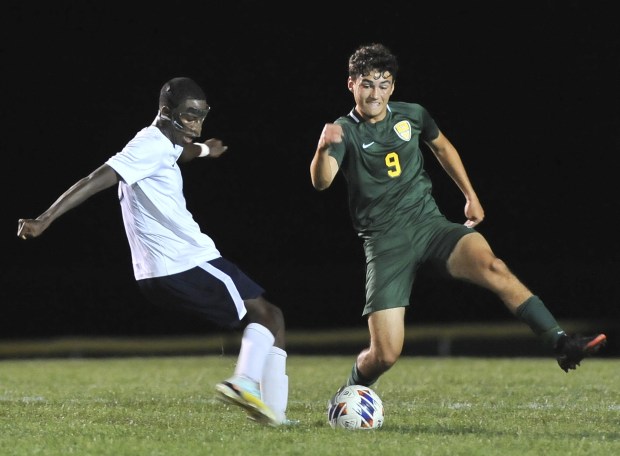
[17,77,295,426]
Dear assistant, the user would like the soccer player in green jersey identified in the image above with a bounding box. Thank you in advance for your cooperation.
[310,43,607,388]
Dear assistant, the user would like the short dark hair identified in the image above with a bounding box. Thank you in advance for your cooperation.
[348,43,399,80]
[159,77,205,109]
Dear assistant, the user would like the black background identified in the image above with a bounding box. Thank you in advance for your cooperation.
[3,2,619,338]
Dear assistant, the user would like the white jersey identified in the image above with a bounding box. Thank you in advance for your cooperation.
[106,125,221,280]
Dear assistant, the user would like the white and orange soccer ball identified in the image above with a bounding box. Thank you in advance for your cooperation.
[327,384,384,430]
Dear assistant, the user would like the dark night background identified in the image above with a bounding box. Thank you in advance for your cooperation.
[3,2,619,346]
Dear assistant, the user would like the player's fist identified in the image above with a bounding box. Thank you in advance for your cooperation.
[317,123,343,151]
[17,218,46,240]
[204,138,228,158]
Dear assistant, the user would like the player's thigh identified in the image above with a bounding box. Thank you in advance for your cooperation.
[363,234,417,315]
[446,231,495,281]
[367,307,406,356]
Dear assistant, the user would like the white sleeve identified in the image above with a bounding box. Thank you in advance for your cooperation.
[106,129,167,185]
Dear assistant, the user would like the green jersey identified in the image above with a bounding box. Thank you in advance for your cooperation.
[328,102,441,239]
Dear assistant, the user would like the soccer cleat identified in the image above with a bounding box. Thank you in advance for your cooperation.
[215,376,278,426]
[555,333,607,372]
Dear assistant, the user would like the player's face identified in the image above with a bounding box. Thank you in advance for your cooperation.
[171,99,210,144]
[348,70,395,123]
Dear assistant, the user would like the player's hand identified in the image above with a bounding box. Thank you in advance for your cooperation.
[317,123,343,151]
[17,218,47,240]
[464,198,484,228]
[204,138,228,158]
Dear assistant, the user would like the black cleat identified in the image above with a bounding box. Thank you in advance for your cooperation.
[555,333,607,372]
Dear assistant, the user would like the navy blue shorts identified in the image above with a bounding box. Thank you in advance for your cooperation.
[137,257,265,330]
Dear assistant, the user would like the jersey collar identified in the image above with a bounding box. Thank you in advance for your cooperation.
[347,104,393,124]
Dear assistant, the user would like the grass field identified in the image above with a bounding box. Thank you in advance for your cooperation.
[0,355,618,455]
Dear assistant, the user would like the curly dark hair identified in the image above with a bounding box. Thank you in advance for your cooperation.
[159,77,205,109]
[348,43,399,80]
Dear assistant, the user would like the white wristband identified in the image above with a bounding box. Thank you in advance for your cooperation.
[196,143,210,157]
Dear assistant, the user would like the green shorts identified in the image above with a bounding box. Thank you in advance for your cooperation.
[362,215,475,316]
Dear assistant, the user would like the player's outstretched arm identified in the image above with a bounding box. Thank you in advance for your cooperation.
[178,138,228,163]
[17,164,120,240]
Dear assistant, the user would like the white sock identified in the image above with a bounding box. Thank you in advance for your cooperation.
[234,323,275,384]
[261,346,289,422]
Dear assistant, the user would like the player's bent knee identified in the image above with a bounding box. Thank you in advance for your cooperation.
[244,297,285,331]
[489,257,509,275]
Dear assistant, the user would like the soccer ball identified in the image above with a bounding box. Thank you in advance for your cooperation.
[327,384,384,430]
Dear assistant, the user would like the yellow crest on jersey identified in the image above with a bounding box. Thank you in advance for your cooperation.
[393,121,412,141]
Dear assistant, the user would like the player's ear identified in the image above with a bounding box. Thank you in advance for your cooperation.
[160,106,172,120]
[347,77,354,92]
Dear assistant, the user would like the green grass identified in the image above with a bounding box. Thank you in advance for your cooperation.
[0,356,618,455]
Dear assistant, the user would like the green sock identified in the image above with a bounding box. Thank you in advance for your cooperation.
[346,362,378,387]
[515,295,566,350]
